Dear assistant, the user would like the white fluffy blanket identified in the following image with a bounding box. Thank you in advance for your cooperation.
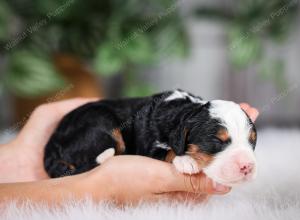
[2,128,300,220]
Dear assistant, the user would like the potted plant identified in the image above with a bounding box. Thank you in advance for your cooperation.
[0,0,188,122]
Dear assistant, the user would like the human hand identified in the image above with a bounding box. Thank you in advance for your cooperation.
[0,100,259,205]
[78,155,230,205]
[0,98,98,183]
[0,100,258,184]
[81,100,257,205]
[0,155,230,205]
[81,101,259,204]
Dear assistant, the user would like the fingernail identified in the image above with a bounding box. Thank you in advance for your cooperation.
[213,182,230,193]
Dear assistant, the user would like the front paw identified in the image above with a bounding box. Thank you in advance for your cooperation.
[173,155,200,175]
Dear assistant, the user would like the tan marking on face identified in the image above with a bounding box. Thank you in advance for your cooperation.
[186,144,214,168]
[112,129,125,154]
[216,128,230,142]
[165,150,176,163]
[249,129,257,143]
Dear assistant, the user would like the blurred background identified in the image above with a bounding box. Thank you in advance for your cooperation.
[0,0,299,143]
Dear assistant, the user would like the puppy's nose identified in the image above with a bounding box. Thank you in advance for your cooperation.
[239,163,254,176]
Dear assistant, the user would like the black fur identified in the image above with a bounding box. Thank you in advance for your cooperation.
[44,90,256,178]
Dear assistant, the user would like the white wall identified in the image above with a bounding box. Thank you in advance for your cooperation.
[144,18,229,101]
[143,12,300,126]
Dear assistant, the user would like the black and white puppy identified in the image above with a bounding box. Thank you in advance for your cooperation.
[44,90,257,186]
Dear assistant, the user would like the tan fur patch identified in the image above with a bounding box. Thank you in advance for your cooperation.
[250,130,257,143]
[186,144,214,168]
[216,128,230,142]
[112,129,125,154]
[58,160,76,171]
[165,150,176,163]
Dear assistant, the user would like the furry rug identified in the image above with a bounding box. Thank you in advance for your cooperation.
[1,128,300,220]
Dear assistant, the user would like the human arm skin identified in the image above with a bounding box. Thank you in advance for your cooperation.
[0,98,98,183]
[0,99,259,183]
[0,155,231,205]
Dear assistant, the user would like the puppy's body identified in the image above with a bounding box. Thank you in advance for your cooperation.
[44,91,200,175]
[44,90,257,186]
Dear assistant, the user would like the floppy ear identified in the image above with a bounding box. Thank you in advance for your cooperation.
[169,125,189,155]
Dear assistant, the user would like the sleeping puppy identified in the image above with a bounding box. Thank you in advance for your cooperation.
[44,89,257,186]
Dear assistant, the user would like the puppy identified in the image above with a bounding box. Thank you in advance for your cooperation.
[44,89,257,186]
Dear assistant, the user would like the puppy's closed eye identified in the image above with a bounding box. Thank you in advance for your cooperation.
[216,128,231,143]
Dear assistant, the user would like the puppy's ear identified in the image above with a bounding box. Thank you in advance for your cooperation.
[169,126,189,155]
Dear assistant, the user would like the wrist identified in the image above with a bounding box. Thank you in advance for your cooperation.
[0,141,43,183]
[0,142,24,183]
[72,168,114,202]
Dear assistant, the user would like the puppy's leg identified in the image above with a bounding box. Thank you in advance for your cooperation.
[95,128,126,164]
[96,148,115,164]
[173,155,200,175]
[165,150,200,174]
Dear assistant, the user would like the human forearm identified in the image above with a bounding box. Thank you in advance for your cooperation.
[0,171,110,205]
[0,142,27,183]
[0,176,77,205]
[0,99,259,205]
[0,155,231,206]
[0,141,47,183]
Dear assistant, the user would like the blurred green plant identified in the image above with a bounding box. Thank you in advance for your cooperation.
[194,0,298,88]
[0,0,188,97]
[5,50,66,97]
[0,1,11,41]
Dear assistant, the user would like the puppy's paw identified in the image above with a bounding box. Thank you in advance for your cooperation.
[173,155,200,175]
[96,148,115,164]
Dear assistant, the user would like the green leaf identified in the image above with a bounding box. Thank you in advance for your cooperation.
[123,34,153,64]
[34,0,63,15]
[123,83,154,97]
[5,50,66,98]
[152,25,188,60]
[229,26,262,69]
[0,1,12,41]
[94,42,124,76]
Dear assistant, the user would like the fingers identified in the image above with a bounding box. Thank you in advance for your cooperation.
[29,97,99,122]
[153,170,230,204]
[154,192,211,203]
[88,156,230,205]
[140,157,231,195]
[47,97,100,117]
[31,97,100,125]
[17,97,99,147]
[239,103,259,122]
[165,167,231,195]
[169,192,210,203]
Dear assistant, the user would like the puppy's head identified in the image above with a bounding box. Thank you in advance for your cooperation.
[180,100,257,186]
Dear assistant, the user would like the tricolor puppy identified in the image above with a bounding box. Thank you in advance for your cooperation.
[44,90,257,186]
